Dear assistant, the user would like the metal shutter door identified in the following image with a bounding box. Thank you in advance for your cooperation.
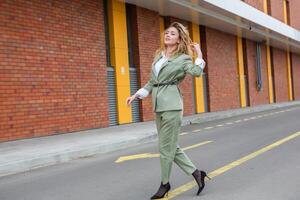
[107,67,118,126]
[129,67,140,123]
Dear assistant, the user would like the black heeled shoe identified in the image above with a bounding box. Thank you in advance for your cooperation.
[150,182,171,199]
[192,169,211,195]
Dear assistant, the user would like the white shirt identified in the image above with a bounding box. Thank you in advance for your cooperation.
[135,53,206,99]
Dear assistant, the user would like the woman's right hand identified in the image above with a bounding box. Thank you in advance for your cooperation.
[126,94,137,106]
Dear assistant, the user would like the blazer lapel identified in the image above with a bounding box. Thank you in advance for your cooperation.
[151,53,163,77]
[157,53,181,79]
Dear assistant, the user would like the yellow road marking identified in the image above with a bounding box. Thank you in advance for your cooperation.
[192,129,201,133]
[181,141,212,151]
[168,131,300,199]
[204,126,214,130]
[115,141,212,163]
[179,132,189,136]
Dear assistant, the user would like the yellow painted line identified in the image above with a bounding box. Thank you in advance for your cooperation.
[168,131,300,199]
[204,126,214,130]
[179,132,189,136]
[181,141,212,151]
[192,129,202,133]
[216,124,224,127]
[116,153,158,163]
[115,141,212,163]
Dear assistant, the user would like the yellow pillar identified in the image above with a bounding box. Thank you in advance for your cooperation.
[107,0,132,124]
[286,52,293,100]
[190,23,205,113]
[266,46,274,103]
[283,0,288,24]
[236,36,247,107]
[264,0,274,103]
[283,0,293,100]
[159,16,165,47]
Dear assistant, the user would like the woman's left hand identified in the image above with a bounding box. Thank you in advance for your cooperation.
[191,42,203,59]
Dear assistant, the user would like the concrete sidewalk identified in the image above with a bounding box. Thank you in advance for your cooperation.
[1,101,300,177]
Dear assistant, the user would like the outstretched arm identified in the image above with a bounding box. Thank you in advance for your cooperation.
[183,43,206,77]
[126,77,154,106]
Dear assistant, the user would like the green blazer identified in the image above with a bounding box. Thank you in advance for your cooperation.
[143,52,204,112]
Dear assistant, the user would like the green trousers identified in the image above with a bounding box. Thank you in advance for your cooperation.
[155,110,197,184]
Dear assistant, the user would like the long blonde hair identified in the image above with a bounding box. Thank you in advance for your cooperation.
[154,22,193,59]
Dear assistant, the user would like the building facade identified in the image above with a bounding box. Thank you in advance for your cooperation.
[0,0,300,142]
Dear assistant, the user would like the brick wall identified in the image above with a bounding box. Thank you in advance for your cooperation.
[289,0,300,30]
[205,27,240,111]
[269,0,285,22]
[289,0,300,100]
[272,48,288,102]
[0,0,109,142]
[243,0,264,11]
[292,53,300,100]
[133,6,159,121]
[245,41,269,105]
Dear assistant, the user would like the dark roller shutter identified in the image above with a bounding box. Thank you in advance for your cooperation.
[107,67,117,125]
[202,73,208,112]
[129,68,140,122]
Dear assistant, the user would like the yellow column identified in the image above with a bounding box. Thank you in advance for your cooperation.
[283,0,293,100]
[266,46,274,103]
[107,0,132,124]
[191,23,205,113]
[236,36,247,107]
[264,0,274,103]
[283,0,288,24]
[286,52,293,100]
[159,16,165,47]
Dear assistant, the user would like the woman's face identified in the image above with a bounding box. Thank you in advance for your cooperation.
[164,26,180,46]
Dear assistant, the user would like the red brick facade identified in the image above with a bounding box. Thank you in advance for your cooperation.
[290,0,300,29]
[244,41,269,106]
[243,0,264,11]
[292,54,300,100]
[269,0,285,22]
[133,6,159,121]
[289,0,300,100]
[1,1,300,142]
[0,0,109,142]
[205,28,240,111]
[272,48,289,102]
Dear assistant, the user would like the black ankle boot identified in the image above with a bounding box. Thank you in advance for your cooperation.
[150,182,171,199]
[192,169,211,195]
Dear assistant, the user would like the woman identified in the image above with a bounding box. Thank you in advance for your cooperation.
[126,22,210,199]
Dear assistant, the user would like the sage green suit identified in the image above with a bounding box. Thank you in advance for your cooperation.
[143,52,204,184]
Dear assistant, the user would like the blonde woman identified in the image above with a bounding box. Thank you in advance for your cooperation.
[126,22,210,199]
